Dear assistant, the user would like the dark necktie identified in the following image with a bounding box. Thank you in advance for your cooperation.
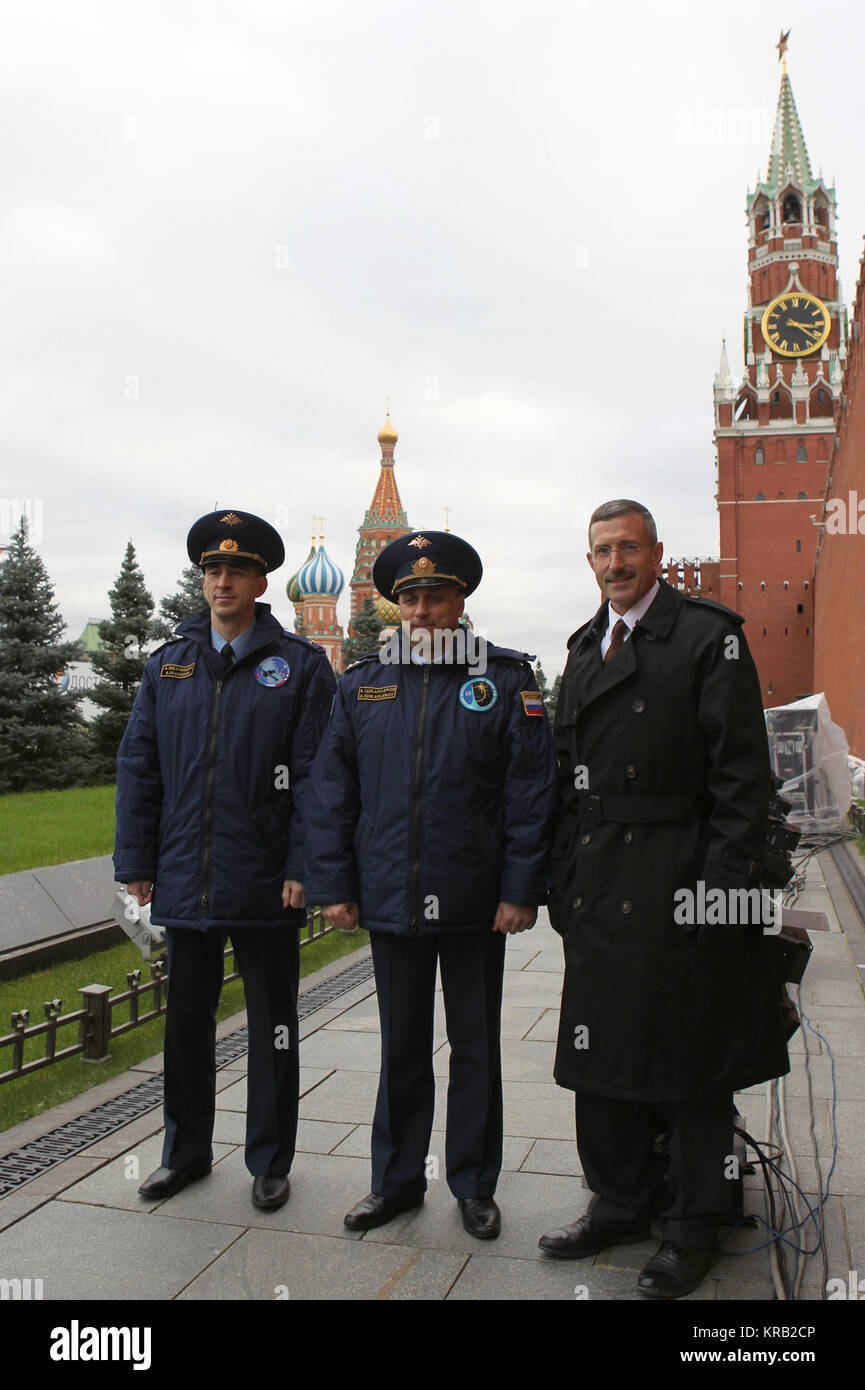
[604,619,627,664]
[221,643,235,672]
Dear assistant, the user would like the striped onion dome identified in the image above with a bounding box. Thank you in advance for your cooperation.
[286,543,315,604]
[297,543,345,597]
[374,595,401,626]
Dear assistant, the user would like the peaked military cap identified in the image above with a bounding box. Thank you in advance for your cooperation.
[373,530,483,599]
[186,509,285,574]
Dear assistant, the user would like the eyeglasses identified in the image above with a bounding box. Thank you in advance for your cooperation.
[591,543,649,561]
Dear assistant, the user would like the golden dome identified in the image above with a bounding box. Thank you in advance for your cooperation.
[374,595,401,626]
[377,413,398,448]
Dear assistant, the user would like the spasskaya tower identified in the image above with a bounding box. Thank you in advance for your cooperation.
[712,34,847,704]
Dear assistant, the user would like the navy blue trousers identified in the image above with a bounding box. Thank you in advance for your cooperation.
[161,926,299,1178]
[369,929,506,1201]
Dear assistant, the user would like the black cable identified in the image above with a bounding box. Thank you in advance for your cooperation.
[723,1127,822,1262]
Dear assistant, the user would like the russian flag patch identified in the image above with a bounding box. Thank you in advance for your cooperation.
[521,691,544,717]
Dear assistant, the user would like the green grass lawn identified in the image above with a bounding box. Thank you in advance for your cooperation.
[0,924,368,1136]
[0,784,117,875]
[0,782,371,1135]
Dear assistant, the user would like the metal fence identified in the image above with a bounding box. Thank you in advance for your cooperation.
[0,910,335,1086]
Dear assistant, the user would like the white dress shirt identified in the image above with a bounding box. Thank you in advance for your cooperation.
[600,580,660,661]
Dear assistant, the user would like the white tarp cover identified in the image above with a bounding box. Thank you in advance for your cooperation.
[765,693,851,834]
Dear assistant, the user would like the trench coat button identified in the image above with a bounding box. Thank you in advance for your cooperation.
[573,896,583,910]
[623,830,633,844]
[632,700,645,713]
[621,900,633,914]
[580,832,591,845]
[625,764,637,779]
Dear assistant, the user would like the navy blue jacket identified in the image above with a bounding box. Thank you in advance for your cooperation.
[303,642,557,934]
[114,603,336,931]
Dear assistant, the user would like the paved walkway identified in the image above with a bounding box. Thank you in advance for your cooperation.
[0,851,863,1302]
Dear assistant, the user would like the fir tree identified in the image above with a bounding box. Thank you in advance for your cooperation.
[90,541,155,774]
[341,596,386,668]
[0,518,94,792]
[534,660,561,722]
[152,563,206,640]
[546,673,562,724]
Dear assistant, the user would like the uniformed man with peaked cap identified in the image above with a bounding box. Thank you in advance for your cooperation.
[114,508,336,1210]
[304,529,557,1239]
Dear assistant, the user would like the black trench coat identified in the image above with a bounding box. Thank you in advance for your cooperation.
[550,580,790,1104]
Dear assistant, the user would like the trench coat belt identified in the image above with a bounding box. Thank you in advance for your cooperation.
[575,792,700,826]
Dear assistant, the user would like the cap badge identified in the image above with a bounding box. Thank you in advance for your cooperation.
[219,539,239,552]
[220,512,242,525]
[408,535,431,550]
[411,557,436,575]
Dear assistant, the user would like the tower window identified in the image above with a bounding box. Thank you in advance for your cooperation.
[755,446,764,465]
[797,492,807,499]
[797,604,804,614]
[818,388,826,402]
[756,493,765,501]
[796,444,807,463]
[796,539,801,552]
[782,195,801,223]
[772,391,780,403]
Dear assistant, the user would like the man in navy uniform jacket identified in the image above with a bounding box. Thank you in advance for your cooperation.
[304,530,556,1239]
[114,509,336,1210]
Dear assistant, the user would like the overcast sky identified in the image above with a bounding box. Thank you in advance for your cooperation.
[2,0,863,678]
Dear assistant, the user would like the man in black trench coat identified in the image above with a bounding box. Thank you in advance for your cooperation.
[538,498,790,1298]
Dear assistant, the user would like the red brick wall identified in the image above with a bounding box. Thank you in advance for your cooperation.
[717,431,825,706]
[814,253,865,757]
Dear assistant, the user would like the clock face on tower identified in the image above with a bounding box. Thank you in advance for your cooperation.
[761,291,831,357]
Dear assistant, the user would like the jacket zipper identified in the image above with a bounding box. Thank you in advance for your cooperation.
[408,665,431,935]
[200,674,225,911]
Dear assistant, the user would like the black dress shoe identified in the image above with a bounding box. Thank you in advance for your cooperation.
[538,1214,651,1259]
[343,1191,424,1231]
[252,1176,290,1210]
[138,1163,211,1199]
[637,1241,717,1299]
[458,1197,501,1240]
